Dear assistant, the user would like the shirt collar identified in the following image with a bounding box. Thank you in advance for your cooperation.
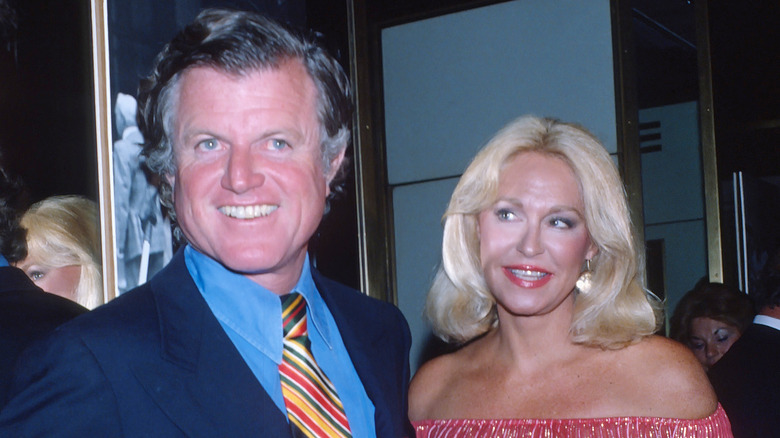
[295,259,333,350]
[184,245,333,361]
[754,314,780,331]
[0,255,8,267]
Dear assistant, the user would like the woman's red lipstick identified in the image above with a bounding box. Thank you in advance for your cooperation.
[503,265,552,288]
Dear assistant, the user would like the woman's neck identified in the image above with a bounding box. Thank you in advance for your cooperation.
[490,298,584,370]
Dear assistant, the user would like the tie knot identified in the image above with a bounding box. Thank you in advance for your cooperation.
[281,292,307,339]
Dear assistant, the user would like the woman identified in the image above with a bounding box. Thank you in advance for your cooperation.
[16,195,103,309]
[409,116,732,436]
[671,281,754,370]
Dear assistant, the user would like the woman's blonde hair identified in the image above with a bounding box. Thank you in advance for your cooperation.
[426,115,661,349]
[21,195,103,309]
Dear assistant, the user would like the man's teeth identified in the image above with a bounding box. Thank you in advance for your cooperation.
[509,269,548,280]
[219,205,278,219]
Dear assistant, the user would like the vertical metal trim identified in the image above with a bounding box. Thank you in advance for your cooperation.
[733,172,748,291]
[346,0,394,302]
[90,0,118,301]
[695,0,724,283]
[732,174,741,288]
[611,0,645,245]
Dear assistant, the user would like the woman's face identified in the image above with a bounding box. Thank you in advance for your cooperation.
[688,316,741,369]
[478,152,597,319]
[16,257,81,303]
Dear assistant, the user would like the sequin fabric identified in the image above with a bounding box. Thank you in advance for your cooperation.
[413,404,732,437]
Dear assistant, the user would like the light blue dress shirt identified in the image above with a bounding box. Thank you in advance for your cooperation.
[184,246,376,437]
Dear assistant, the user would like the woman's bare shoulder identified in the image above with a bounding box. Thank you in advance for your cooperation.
[619,335,718,418]
[408,339,490,421]
[408,347,463,421]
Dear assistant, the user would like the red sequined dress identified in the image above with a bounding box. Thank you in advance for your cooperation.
[412,404,733,437]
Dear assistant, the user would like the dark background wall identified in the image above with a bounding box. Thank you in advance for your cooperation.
[0,0,97,203]
[1,0,777,294]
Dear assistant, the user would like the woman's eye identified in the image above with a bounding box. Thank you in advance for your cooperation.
[496,208,515,221]
[550,217,574,228]
[197,139,219,151]
[29,271,45,281]
[689,342,704,350]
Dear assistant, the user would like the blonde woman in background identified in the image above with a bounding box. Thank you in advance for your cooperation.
[16,195,103,309]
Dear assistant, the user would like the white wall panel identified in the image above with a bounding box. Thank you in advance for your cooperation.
[392,179,458,370]
[382,0,616,186]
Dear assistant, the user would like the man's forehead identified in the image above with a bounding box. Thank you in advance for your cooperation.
[171,59,319,122]
[179,57,310,87]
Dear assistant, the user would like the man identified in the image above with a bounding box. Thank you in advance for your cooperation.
[0,9,412,437]
[708,255,780,438]
[112,92,172,293]
[0,168,87,403]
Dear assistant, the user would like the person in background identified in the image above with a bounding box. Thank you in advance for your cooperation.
[409,116,732,437]
[112,92,172,293]
[0,9,411,437]
[15,195,103,309]
[708,250,780,438]
[0,168,87,403]
[670,280,754,370]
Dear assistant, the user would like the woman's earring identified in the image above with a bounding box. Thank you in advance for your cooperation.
[576,259,592,294]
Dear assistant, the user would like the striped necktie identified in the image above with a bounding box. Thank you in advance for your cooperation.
[279,293,352,438]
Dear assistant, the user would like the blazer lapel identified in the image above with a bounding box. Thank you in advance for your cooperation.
[132,251,292,437]
[314,271,399,437]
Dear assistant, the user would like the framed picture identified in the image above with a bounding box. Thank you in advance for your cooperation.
[94,0,178,302]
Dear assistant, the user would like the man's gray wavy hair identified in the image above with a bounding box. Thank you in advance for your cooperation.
[136,9,353,240]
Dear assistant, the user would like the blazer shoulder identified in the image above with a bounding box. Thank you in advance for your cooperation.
[710,324,780,379]
[70,250,192,340]
[1,316,123,434]
[314,270,411,369]
[314,270,408,324]
[0,267,87,319]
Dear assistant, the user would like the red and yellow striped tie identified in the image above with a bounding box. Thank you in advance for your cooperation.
[279,293,352,438]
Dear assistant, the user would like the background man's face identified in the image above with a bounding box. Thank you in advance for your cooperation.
[169,60,342,294]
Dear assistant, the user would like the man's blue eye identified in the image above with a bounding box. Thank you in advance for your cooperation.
[270,139,288,150]
[198,139,218,150]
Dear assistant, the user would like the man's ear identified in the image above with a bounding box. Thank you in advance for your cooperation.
[165,173,175,201]
[324,146,347,194]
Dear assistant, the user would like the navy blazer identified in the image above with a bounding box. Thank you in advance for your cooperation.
[0,266,87,403]
[708,322,780,438]
[0,250,413,437]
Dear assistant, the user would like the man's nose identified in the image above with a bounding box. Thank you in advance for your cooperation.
[222,147,265,193]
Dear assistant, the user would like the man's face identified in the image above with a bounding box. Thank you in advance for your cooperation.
[169,60,343,294]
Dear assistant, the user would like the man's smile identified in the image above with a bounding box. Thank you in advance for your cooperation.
[218,204,279,219]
